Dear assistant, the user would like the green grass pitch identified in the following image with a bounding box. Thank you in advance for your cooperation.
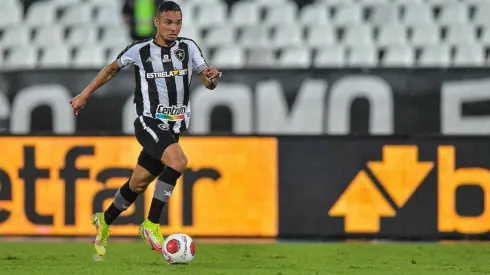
[0,240,489,274]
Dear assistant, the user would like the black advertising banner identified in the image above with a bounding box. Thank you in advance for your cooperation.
[2,68,490,135]
[278,136,490,240]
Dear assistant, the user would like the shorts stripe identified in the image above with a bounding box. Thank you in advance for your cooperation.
[139,116,159,142]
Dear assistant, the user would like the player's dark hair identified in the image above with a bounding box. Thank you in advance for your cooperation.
[157,1,181,15]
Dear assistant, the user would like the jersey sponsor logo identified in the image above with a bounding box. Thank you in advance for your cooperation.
[146,69,188,79]
[145,54,171,63]
[162,54,171,63]
[156,105,186,121]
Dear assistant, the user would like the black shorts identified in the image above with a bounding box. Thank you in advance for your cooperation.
[134,116,180,177]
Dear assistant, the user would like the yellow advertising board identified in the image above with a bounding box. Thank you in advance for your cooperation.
[0,137,277,237]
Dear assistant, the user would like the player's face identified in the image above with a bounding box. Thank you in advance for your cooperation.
[154,11,182,42]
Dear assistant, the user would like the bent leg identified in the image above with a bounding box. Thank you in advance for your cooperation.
[133,117,187,251]
[146,141,188,224]
[91,152,161,257]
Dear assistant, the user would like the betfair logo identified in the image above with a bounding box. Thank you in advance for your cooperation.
[329,146,433,233]
[329,145,490,234]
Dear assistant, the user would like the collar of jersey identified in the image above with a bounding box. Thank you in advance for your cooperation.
[152,38,178,49]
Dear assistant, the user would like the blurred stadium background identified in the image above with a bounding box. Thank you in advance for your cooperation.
[1,0,490,249]
[2,0,490,68]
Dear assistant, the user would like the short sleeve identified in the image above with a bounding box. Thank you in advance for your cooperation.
[116,43,137,69]
[189,40,208,74]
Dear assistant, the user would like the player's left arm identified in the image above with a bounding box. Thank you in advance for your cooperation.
[190,40,222,90]
[199,67,221,90]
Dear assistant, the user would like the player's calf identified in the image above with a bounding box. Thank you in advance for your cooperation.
[102,166,155,227]
[104,180,140,223]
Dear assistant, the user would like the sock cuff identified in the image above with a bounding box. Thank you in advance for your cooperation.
[153,180,175,202]
[120,180,138,202]
[158,166,182,186]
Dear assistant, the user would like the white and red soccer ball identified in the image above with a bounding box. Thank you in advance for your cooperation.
[162,233,196,264]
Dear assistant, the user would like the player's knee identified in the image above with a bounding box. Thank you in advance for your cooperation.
[163,154,187,173]
[161,143,188,173]
[179,154,188,170]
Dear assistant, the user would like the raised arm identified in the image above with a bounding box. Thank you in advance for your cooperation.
[188,39,221,90]
[70,42,137,115]
[69,62,121,116]
[83,62,121,97]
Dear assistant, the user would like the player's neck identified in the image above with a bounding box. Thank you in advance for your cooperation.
[154,35,175,48]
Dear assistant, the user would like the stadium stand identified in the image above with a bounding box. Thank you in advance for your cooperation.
[1,0,490,69]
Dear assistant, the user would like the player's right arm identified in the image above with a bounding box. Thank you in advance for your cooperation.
[69,62,121,116]
[70,43,137,116]
[81,62,121,98]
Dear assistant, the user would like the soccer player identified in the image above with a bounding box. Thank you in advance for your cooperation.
[69,1,221,257]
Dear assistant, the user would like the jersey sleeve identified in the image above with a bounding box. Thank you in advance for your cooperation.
[116,43,138,69]
[189,40,208,74]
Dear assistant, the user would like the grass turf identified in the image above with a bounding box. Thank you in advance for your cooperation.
[0,241,489,274]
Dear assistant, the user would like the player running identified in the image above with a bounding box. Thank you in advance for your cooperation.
[69,1,221,257]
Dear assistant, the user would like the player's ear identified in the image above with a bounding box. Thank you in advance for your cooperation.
[153,15,159,27]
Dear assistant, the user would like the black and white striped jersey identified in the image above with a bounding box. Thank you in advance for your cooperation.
[116,37,208,133]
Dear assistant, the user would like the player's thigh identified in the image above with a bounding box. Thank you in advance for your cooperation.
[136,148,165,177]
[160,130,187,171]
[134,116,179,164]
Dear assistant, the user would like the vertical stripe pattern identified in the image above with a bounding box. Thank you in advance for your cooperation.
[178,42,190,132]
[161,46,178,131]
[151,44,169,108]
[133,67,143,116]
[120,38,202,134]
[140,44,159,117]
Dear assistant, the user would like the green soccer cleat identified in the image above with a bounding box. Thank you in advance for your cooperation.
[139,219,164,253]
[91,212,111,256]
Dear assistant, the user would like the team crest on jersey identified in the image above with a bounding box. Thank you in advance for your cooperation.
[174,49,185,62]
[157,123,169,131]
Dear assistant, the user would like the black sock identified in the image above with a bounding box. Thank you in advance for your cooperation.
[103,204,121,226]
[147,166,182,224]
[104,179,139,225]
[148,199,166,224]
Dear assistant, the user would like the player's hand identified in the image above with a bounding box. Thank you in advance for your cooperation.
[69,93,88,116]
[205,66,222,81]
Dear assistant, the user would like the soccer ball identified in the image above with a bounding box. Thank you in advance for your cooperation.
[162,233,196,264]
